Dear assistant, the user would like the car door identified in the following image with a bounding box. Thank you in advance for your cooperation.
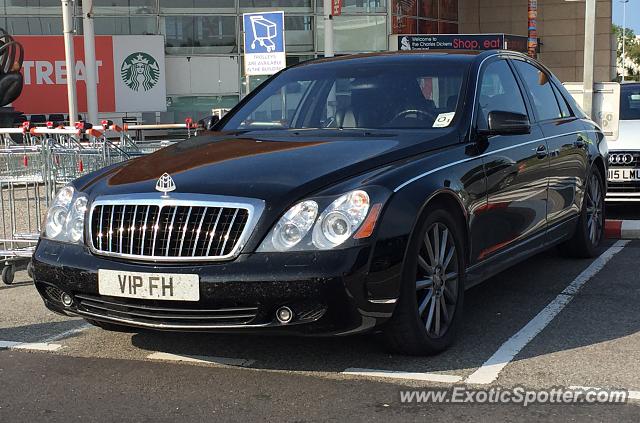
[511,59,588,235]
[471,58,549,262]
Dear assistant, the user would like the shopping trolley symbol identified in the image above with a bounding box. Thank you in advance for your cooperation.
[249,15,278,53]
[243,11,286,75]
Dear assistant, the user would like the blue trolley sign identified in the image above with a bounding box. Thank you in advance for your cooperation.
[243,11,286,76]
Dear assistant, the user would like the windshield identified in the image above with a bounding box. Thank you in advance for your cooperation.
[621,85,640,121]
[222,59,468,131]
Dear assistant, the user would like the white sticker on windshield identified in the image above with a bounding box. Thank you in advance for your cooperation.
[433,112,455,128]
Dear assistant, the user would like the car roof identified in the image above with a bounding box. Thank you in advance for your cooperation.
[293,50,533,70]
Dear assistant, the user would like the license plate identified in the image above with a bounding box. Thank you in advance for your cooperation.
[98,269,199,301]
[608,168,640,182]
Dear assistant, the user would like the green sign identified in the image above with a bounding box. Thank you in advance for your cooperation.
[120,52,160,92]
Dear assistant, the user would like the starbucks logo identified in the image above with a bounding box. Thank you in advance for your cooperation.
[121,52,160,92]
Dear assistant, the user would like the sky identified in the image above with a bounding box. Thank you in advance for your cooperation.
[613,0,640,34]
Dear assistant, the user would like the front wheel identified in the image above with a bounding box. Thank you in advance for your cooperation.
[383,208,465,356]
[562,168,605,258]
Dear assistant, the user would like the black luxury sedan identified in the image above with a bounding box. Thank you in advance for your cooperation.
[33,51,608,355]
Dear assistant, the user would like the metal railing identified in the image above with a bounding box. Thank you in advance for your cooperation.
[0,120,195,284]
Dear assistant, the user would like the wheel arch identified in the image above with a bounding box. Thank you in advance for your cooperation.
[592,155,606,184]
[405,189,470,270]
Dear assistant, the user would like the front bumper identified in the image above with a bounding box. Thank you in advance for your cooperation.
[32,239,398,335]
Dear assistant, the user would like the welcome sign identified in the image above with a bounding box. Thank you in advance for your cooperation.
[12,35,166,114]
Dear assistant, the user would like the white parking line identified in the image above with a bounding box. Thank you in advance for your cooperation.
[147,352,255,367]
[342,368,462,383]
[0,340,62,351]
[466,240,629,385]
[41,322,92,343]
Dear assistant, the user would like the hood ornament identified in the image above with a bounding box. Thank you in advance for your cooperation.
[156,173,176,198]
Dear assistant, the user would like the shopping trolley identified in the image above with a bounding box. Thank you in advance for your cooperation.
[249,15,278,52]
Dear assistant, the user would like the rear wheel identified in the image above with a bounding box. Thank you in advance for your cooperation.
[383,208,465,356]
[562,168,605,258]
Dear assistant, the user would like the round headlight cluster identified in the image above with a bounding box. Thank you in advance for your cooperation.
[312,191,370,250]
[270,200,318,251]
[258,190,373,252]
[44,186,88,244]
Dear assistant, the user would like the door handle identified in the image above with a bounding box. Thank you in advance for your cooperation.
[534,144,548,159]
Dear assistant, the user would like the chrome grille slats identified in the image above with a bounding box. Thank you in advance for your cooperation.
[98,206,104,250]
[164,207,179,256]
[75,294,260,326]
[220,209,239,256]
[178,206,193,257]
[118,205,126,254]
[129,205,138,255]
[205,208,224,257]
[89,194,262,262]
[108,206,115,252]
[191,207,209,257]
[139,206,150,254]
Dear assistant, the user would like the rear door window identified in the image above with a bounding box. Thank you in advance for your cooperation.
[551,83,572,118]
[513,60,562,122]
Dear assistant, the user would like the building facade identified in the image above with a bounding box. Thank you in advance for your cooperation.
[0,0,613,122]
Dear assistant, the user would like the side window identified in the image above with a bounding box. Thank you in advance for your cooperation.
[241,81,312,128]
[552,84,573,118]
[477,60,528,129]
[513,60,562,121]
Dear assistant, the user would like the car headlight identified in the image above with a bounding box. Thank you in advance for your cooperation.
[43,186,89,244]
[258,189,380,252]
[268,200,318,252]
[312,191,370,250]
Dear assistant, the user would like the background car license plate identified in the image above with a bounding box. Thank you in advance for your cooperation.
[608,168,640,182]
[98,270,199,301]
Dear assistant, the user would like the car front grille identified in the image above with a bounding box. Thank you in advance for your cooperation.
[75,294,260,327]
[607,182,640,193]
[88,194,264,262]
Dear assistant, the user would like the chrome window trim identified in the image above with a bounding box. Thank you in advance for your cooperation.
[392,52,604,193]
[87,193,265,263]
[393,130,602,193]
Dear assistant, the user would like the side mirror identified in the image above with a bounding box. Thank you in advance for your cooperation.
[480,111,531,136]
[198,115,220,131]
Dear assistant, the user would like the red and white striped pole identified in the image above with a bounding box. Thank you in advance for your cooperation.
[605,220,640,239]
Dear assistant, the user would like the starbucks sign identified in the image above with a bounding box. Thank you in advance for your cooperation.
[120,52,160,92]
[113,36,166,112]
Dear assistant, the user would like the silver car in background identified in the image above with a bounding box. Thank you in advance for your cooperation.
[607,83,640,202]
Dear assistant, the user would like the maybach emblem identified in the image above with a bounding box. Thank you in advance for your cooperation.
[121,52,160,92]
[156,173,176,197]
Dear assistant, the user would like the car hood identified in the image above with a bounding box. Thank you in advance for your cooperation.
[610,120,640,151]
[80,130,454,203]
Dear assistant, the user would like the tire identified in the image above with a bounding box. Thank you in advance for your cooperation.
[2,265,15,285]
[383,207,465,356]
[84,318,139,333]
[561,167,605,258]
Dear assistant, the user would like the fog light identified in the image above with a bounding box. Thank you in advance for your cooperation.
[61,292,73,307]
[276,306,293,324]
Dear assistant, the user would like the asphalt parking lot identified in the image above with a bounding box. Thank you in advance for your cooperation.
[1,207,639,421]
